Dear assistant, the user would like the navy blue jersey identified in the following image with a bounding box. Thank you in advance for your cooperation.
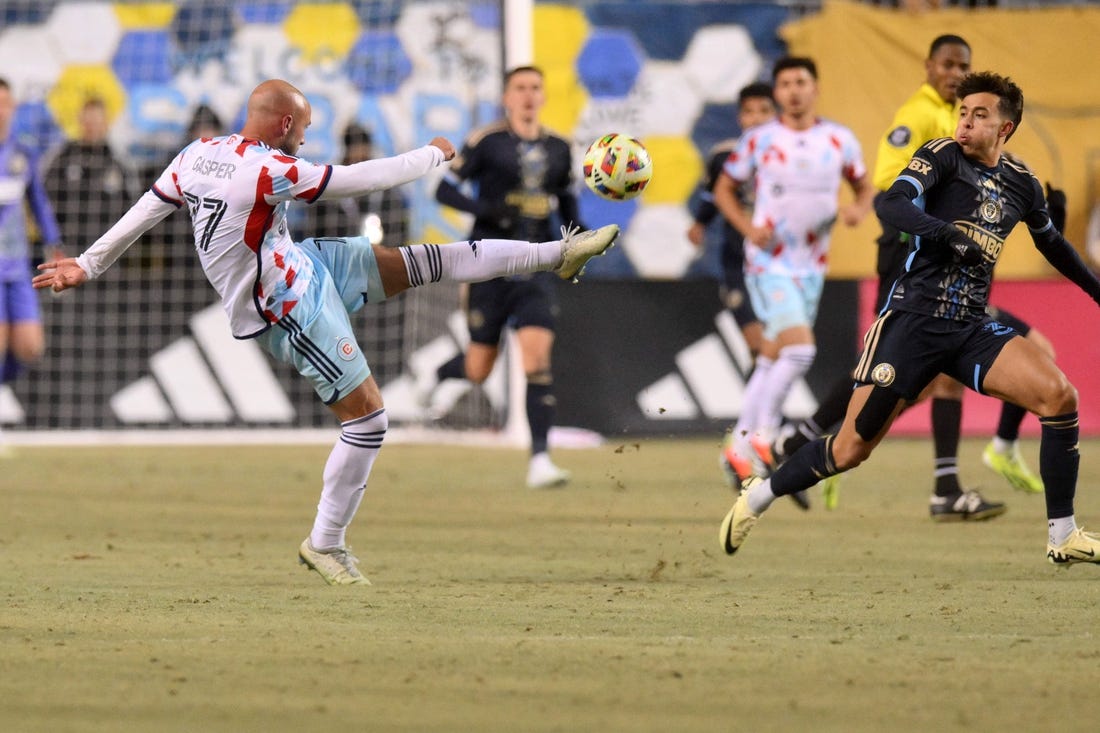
[437,121,579,243]
[879,138,1054,321]
[691,138,753,228]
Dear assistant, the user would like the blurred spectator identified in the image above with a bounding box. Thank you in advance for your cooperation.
[43,97,134,248]
[186,103,222,142]
[300,122,409,246]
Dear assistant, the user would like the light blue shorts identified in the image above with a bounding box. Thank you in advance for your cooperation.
[746,271,824,339]
[257,237,385,404]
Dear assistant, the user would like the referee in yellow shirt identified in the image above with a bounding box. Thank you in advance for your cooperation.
[873,34,971,311]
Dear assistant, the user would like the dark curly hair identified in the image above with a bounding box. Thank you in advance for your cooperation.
[957,71,1024,141]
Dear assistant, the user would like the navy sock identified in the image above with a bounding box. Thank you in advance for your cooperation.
[780,376,851,458]
[996,401,1028,442]
[1,352,22,384]
[436,353,466,381]
[931,397,962,496]
[772,436,837,496]
[1040,412,1079,519]
[526,374,555,456]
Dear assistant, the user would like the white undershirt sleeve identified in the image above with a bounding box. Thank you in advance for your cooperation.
[75,191,179,279]
[320,145,446,200]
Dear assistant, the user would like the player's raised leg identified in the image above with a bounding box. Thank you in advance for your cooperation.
[370,224,619,298]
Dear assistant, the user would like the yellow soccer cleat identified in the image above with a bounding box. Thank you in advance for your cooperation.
[819,474,840,511]
[298,539,371,585]
[1047,527,1100,566]
[556,224,619,282]
[719,478,761,556]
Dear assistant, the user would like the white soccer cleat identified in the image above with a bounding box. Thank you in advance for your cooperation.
[526,452,570,489]
[555,224,619,282]
[298,539,371,585]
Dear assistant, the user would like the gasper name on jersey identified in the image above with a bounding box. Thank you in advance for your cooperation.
[192,157,237,179]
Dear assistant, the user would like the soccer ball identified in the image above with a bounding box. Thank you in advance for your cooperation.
[582,133,653,201]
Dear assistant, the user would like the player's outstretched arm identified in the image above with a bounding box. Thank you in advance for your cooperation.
[322,139,455,200]
[32,258,87,292]
[33,190,178,292]
[1031,226,1100,306]
[428,136,455,161]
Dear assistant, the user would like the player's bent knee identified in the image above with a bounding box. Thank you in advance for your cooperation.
[830,435,872,472]
[10,343,44,364]
[1038,377,1078,416]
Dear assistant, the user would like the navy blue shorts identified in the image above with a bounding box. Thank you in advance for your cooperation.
[853,309,1019,400]
[986,304,1031,338]
[466,272,558,344]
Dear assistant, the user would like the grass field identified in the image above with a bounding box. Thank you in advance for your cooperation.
[3,437,1100,732]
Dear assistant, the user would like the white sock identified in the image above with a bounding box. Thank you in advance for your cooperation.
[747,478,779,514]
[992,436,1015,455]
[400,239,562,286]
[310,409,388,550]
[1049,516,1076,546]
[733,356,774,442]
[756,344,816,435]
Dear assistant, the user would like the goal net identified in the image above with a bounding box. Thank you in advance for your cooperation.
[2,0,522,443]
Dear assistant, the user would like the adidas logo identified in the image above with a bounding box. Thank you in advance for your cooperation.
[110,303,297,424]
[2,304,297,426]
[636,310,818,420]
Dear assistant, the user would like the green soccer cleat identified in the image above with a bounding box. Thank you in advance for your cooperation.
[298,539,371,585]
[555,224,619,282]
[1047,527,1100,566]
[719,478,761,556]
[819,474,840,511]
[982,441,1044,494]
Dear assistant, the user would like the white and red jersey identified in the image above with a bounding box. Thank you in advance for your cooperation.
[151,134,331,337]
[75,134,445,338]
[723,118,865,277]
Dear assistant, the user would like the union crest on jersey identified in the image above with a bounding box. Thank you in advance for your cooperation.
[979,199,1002,224]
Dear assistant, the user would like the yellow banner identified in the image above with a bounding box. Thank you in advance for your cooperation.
[783,0,1100,278]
